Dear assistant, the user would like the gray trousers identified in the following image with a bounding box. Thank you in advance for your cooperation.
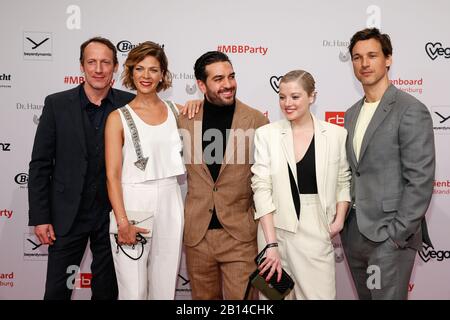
[341,208,417,300]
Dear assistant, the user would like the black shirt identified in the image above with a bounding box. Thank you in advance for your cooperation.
[202,98,236,229]
[296,136,318,194]
[79,86,114,130]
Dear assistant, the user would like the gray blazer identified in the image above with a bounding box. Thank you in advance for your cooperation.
[344,84,435,250]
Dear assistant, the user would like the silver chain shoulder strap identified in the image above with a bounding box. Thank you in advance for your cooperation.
[119,106,148,171]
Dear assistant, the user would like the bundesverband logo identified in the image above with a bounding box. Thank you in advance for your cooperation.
[23,31,52,61]
[433,179,450,195]
[23,233,48,261]
[431,106,450,134]
[0,73,11,88]
[269,76,282,94]
[419,243,450,262]
[0,272,14,288]
[425,42,450,61]
[390,77,423,95]
[325,112,345,127]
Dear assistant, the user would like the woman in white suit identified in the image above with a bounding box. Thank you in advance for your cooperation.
[251,70,351,299]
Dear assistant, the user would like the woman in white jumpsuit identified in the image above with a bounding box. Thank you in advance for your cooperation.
[105,41,196,299]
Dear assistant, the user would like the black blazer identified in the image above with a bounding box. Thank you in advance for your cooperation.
[28,85,134,236]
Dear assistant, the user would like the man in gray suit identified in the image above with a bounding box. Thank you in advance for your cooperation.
[341,28,435,300]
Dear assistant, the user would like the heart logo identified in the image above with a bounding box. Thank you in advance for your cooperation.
[269,76,282,93]
[425,42,442,61]
[418,243,434,262]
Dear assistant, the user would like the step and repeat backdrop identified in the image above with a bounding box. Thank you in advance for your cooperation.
[1,0,449,299]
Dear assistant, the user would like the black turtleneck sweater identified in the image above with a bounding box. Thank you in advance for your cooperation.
[202,98,236,229]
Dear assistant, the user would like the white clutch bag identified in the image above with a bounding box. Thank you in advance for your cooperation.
[109,210,154,238]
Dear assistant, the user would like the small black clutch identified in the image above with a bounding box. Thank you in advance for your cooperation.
[249,257,295,300]
[244,244,295,300]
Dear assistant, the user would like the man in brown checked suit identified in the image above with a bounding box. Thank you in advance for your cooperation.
[178,51,268,299]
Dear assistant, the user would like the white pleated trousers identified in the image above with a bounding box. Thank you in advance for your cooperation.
[110,177,184,300]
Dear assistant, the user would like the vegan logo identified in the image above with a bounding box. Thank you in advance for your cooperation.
[419,243,450,262]
[269,76,282,94]
[425,42,450,60]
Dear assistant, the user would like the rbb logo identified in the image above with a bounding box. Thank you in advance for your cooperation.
[15,173,28,185]
[0,143,11,151]
[66,265,92,289]
[325,112,345,127]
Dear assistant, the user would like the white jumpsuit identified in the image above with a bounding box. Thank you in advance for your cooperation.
[110,102,184,300]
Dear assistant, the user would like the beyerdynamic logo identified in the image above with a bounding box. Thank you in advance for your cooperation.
[269,76,282,94]
[419,243,450,262]
[425,42,450,61]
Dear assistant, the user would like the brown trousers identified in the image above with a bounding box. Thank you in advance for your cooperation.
[185,229,258,300]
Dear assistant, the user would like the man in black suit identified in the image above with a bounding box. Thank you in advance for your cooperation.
[28,37,135,300]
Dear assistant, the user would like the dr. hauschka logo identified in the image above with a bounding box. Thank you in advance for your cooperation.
[15,173,28,187]
[16,101,44,112]
[0,272,15,288]
[339,51,350,62]
[171,72,197,95]
[269,76,282,94]
[23,31,52,61]
[332,239,345,263]
[390,77,423,95]
[0,73,12,88]
[185,83,197,95]
[325,111,345,127]
[322,39,350,62]
[23,233,48,261]
[0,142,11,151]
[425,42,450,61]
[433,179,450,195]
[431,106,450,134]
[33,115,41,125]
[419,243,450,263]
[217,44,268,56]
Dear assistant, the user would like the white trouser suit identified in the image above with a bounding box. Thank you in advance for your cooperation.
[110,102,184,299]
